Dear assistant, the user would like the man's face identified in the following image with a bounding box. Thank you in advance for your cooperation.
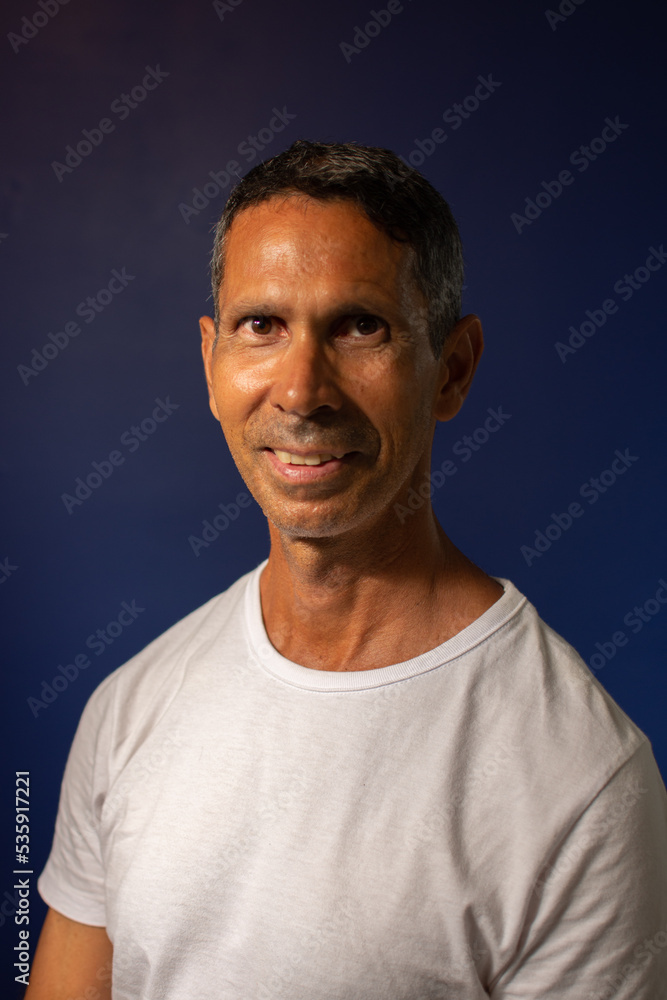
[200,195,471,539]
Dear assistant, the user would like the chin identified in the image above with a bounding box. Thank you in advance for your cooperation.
[267,512,353,540]
[248,476,389,541]
[261,497,369,541]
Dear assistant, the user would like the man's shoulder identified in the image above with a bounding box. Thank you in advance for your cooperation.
[84,561,261,717]
[481,582,648,781]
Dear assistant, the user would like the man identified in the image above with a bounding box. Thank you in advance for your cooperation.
[28,140,667,999]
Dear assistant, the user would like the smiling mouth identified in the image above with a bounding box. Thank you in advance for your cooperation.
[269,448,347,466]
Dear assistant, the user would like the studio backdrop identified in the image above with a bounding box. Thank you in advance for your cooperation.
[1,0,666,992]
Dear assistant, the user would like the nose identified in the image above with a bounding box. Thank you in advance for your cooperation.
[268,329,344,417]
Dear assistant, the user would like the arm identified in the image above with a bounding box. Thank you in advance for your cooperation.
[25,907,112,1000]
[32,677,115,997]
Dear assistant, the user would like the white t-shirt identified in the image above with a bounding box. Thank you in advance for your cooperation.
[38,560,667,999]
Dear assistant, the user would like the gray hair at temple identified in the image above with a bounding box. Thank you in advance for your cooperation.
[209,139,464,359]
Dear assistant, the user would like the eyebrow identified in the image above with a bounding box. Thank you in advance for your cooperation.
[221,298,398,319]
[222,301,280,316]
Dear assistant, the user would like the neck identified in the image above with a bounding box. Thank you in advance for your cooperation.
[259,505,503,671]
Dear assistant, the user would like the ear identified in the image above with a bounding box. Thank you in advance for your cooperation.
[199,315,220,421]
[434,314,484,423]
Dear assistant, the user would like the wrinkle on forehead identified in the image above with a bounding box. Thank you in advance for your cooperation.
[221,196,418,314]
[228,197,404,274]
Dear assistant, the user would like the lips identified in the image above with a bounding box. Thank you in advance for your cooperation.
[263,447,353,482]
[271,448,345,466]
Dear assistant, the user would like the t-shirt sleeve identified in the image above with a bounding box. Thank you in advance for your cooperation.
[37,676,115,926]
[490,738,667,999]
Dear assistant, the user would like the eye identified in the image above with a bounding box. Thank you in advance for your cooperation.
[348,315,385,337]
[242,315,273,335]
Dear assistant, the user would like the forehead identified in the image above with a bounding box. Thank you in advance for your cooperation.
[220,196,413,297]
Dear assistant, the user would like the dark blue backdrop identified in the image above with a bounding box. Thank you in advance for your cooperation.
[2,0,666,992]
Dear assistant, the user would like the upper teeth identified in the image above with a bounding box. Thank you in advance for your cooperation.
[274,450,337,466]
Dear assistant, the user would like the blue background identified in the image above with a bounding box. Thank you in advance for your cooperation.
[1,0,666,991]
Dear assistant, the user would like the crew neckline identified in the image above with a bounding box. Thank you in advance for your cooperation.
[244,559,527,691]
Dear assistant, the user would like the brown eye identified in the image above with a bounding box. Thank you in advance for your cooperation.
[249,316,272,334]
[354,316,381,335]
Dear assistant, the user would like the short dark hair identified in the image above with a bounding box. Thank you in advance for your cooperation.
[210,139,464,358]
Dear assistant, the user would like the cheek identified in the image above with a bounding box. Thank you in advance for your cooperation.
[372,366,435,426]
[386,384,438,467]
[212,357,268,421]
